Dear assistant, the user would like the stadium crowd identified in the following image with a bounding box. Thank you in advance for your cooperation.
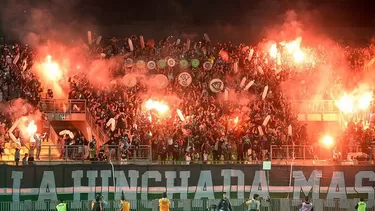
[0,34,374,163]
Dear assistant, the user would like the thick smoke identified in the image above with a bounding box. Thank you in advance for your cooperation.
[0,0,94,46]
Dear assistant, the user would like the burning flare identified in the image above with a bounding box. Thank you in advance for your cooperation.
[145,99,169,114]
[336,91,373,113]
[26,120,38,136]
[234,116,239,125]
[280,37,305,63]
[43,55,62,81]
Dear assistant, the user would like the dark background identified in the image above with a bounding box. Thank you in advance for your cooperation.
[1,0,375,44]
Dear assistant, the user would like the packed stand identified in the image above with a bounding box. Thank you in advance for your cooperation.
[1,35,375,163]
[68,35,313,163]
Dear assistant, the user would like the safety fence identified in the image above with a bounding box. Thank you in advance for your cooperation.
[290,100,339,113]
[0,144,152,165]
[2,144,373,165]
[0,199,374,211]
[269,144,369,161]
[39,99,86,121]
[39,99,86,114]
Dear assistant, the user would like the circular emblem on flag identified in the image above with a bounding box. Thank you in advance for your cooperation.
[125,58,133,67]
[122,74,137,88]
[203,61,213,70]
[136,60,146,69]
[167,58,176,67]
[154,74,169,89]
[147,61,156,70]
[178,72,192,87]
[209,78,224,93]
[191,59,200,68]
[157,60,167,69]
[180,60,188,68]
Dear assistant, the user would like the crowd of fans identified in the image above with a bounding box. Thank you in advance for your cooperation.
[0,34,375,163]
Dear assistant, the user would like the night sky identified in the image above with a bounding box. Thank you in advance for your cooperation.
[1,0,375,43]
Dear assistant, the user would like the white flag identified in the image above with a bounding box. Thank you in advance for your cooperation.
[262,85,268,100]
[128,38,134,51]
[234,62,238,73]
[13,54,20,64]
[177,109,185,121]
[87,31,92,45]
[240,77,247,88]
[258,126,264,136]
[140,36,145,49]
[106,118,116,131]
[262,115,271,126]
[224,89,229,101]
[96,36,102,45]
[257,66,264,75]
[288,125,293,136]
[186,39,191,50]
[204,33,211,42]
[244,80,255,91]
[248,48,254,61]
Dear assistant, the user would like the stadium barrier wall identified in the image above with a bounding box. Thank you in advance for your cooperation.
[1,199,374,211]
[0,164,374,207]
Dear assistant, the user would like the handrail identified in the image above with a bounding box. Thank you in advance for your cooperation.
[39,99,86,114]
[85,108,109,147]
[270,144,365,161]
[289,100,339,113]
[48,124,59,145]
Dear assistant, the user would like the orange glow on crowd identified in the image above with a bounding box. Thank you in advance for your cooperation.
[269,37,306,64]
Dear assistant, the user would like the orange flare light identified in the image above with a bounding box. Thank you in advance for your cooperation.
[280,37,305,63]
[26,120,37,136]
[336,93,354,113]
[269,44,278,59]
[145,99,169,114]
[357,91,373,110]
[336,91,373,113]
[234,116,239,124]
[320,135,334,148]
[43,55,62,81]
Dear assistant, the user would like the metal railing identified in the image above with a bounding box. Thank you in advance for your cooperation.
[48,124,59,145]
[0,199,374,211]
[270,144,365,161]
[290,100,339,113]
[0,144,152,165]
[39,99,86,113]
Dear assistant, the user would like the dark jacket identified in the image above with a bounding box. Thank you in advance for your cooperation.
[217,198,232,211]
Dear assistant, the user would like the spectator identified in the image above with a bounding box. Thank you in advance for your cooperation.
[159,192,170,211]
[355,197,366,211]
[22,153,28,166]
[217,193,232,211]
[14,148,20,166]
[246,194,260,211]
[299,196,313,211]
